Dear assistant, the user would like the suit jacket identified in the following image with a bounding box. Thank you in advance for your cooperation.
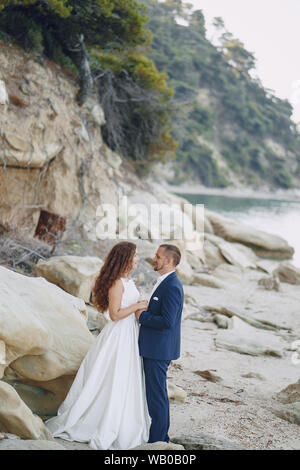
[138,271,184,361]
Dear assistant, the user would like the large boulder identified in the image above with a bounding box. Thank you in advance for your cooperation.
[276,378,300,404]
[167,381,187,402]
[217,240,257,270]
[272,379,300,426]
[203,239,227,268]
[215,316,284,357]
[35,255,104,302]
[273,262,300,285]
[171,433,246,450]
[0,381,54,440]
[205,210,294,260]
[0,438,65,450]
[0,265,94,424]
[212,264,242,283]
[192,273,225,289]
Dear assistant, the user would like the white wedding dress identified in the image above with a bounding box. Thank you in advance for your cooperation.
[45,277,151,450]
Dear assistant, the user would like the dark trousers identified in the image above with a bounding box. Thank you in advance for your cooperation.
[143,358,171,443]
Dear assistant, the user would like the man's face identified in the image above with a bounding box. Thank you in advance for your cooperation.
[153,247,170,272]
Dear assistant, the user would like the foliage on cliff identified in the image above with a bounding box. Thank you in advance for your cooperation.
[142,0,300,188]
[0,0,176,173]
[1,0,299,186]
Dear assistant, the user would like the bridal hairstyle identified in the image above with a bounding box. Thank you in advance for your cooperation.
[92,241,137,313]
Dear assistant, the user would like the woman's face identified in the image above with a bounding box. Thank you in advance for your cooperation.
[131,249,139,270]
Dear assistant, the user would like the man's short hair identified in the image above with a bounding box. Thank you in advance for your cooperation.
[160,244,181,267]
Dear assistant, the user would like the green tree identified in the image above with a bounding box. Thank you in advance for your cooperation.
[0,0,149,104]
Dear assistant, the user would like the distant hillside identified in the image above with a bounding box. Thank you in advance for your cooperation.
[142,0,300,190]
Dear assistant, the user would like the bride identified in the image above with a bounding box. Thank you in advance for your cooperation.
[45,241,151,450]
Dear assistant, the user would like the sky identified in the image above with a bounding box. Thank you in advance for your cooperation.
[186,0,300,125]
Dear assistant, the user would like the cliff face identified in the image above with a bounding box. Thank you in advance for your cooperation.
[0,40,147,238]
[194,87,300,189]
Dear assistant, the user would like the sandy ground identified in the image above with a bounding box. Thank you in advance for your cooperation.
[167,270,300,450]
[51,269,300,450]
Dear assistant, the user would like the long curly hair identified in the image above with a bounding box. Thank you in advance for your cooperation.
[92,241,137,313]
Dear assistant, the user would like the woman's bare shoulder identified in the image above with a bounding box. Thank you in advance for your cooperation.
[109,278,124,294]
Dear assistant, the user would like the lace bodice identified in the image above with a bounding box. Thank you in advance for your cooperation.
[120,277,140,308]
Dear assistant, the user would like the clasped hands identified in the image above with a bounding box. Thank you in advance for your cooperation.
[135,299,148,320]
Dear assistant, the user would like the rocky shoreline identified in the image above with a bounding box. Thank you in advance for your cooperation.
[163,182,300,202]
[0,42,300,450]
[1,186,300,450]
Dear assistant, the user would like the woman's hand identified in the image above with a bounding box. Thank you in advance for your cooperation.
[135,300,148,311]
[135,300,148,319]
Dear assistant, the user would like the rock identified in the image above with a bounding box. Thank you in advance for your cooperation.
[90,102,106,126]
[0,340,5,380]
[217,240,257,270]
[167,381,187,402]
[133,441,185,450]
[205,304,287,332]
[192,273,225,289]
[0,265,94,415]
[205,210,294,259]
[205,232,258,270]
[212,263,242,282]
[171,433,247,450]
[186,249,204,270]
[182,294,202,317]
[272,402,300,426]
[20,82,31,96]
[204,214,214,234]
[258,274,280,291]
[276,378,300,404]
[1,376,71,419]
[215,316,284,357]
[273,262,300,285]
[4,132,30,152]
[2,139,64,169]
[241,372,266,381]
[49,97,60,116]
[193,370,222,383]
[272,378,300,426]
[256,259,279,274]
[213,313,231,329]
[0,439,65,450]
[35,255,104,302]
[176,256,194,285]
[85,304,108,332]
[0,79,8,104]
[0,45,120,233]
[103,146,122,171]
[0,381,54,441]
[203,238,227,268]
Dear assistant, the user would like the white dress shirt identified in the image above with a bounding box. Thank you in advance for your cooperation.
[148,270,175,300]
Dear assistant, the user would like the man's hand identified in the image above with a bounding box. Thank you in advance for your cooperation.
[135,307,146,320]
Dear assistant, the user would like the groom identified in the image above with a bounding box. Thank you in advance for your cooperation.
[135,244,184,443]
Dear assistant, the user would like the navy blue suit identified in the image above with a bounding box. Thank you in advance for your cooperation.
[138,271,184,443]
